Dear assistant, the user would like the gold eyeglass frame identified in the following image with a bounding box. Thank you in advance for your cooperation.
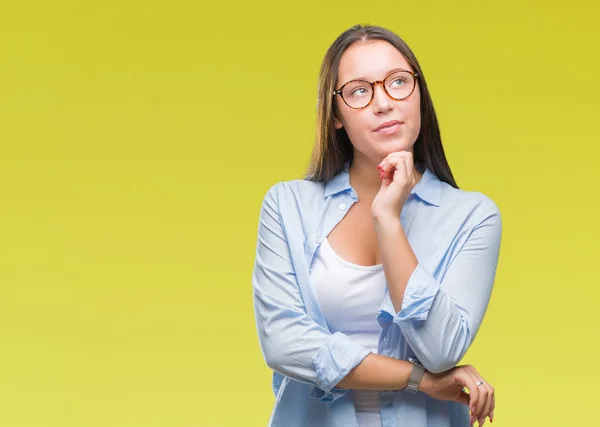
[332,69,419,110]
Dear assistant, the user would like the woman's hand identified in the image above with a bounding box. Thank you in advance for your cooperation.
[419,364,495,426]
[371,151,417,221]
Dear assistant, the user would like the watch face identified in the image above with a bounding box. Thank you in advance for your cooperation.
[408,357,422,365]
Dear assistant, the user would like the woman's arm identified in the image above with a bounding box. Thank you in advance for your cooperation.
[372,199,502,373]
[335,353,411,390]
[254,183,409,401]
[254,183,496,423]
[372,215,418,312]
[341,355,496,426]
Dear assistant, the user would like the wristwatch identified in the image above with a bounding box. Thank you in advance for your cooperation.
[405,357,426,393]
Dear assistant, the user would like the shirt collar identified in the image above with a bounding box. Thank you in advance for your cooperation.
[412,166,442,206]
[323,161,442,207]
[323,162,352,198]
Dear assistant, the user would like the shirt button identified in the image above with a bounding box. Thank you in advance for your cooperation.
[339,203,347,210]
[316,237,323,244]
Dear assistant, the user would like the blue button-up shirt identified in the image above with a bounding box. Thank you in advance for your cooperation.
[252,163,502,427]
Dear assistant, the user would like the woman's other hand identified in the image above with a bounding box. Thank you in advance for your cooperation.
[419,364,495,426]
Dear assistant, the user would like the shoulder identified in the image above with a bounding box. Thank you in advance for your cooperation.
[264,179,325,203]
[261,178,326,208]
[439,181,501,226]
[258,178,325,235]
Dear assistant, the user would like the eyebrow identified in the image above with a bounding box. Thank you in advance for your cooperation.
[346,68,410,82]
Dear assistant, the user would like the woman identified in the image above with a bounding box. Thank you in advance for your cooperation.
[252,24,502,427]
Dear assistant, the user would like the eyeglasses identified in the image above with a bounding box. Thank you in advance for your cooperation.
[333,69,419,109]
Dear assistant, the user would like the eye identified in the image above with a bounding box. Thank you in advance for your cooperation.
[390,78,406,87]
[350,87,368,96]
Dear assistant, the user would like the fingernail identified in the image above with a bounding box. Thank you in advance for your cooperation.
[377,165,382,169]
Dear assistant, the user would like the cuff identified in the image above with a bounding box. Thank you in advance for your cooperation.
[310,331,371,402]
[378,262,440,327]
[309,386,349,403]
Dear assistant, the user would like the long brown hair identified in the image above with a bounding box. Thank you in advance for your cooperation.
[305,24,458,188]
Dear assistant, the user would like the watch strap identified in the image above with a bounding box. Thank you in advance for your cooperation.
[405,358,426,393]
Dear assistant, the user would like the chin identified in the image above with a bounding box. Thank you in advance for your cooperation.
[381,140,412,154]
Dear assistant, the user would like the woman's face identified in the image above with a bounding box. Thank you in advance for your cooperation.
[333,40,421,164]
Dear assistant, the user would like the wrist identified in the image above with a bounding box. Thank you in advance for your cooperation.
[405,357,427,393]
[418,371,434,393]
[372,211,401,229]
[373,216,403,241]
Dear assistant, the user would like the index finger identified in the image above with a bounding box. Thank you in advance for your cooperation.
[457,370,481,424]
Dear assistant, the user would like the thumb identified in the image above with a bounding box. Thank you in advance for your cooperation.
[456,390,470,406]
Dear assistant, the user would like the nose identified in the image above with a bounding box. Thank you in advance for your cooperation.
[371,81,393,114]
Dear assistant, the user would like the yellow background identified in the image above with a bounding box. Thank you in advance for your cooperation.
[1,1,598,426]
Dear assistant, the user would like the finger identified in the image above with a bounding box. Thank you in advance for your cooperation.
[378,151,410,171]
[463,369,484,423]
[377,155,391,171]
[460,386,477,426]
[474,382,488,423]
[474,380,492,426]
[456,369,479,424]
[381,170,393,185]
[467,368,490,424]
[467,366,492,421]
[377,156,390,179]
[380,163,404,185]
[379,157,400,174]
[402,150,414,172]
[395,153,414,183]
[403,154,413,181]
[481,382,494,425]
[393,160,408,182]
[378,159,393,182]
[396,151,413,169]
[382,156,409,180]
[380,164,394,184]
[456,389,470,407]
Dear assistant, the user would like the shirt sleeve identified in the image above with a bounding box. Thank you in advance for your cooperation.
[252,183,371,401]
[378,200,503,373]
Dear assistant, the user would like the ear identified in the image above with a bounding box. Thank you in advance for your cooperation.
[333,115,343,129]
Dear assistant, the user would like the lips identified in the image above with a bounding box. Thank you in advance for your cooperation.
[374,120,403,132]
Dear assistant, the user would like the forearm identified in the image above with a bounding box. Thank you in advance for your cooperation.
[373,214,418,312]
[374,205,502,373]
[335,353,412,390]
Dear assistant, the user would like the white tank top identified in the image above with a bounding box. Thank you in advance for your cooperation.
[310,237,387,427]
